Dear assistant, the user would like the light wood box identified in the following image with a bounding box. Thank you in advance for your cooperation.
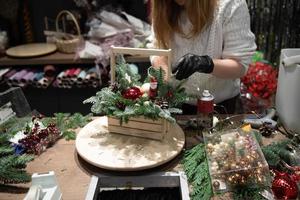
[107,116,170,140]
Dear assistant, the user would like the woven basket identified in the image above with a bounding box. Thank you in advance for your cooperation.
[55,10,81,54]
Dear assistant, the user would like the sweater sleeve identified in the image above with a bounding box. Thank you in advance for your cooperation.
[222,0,257,74]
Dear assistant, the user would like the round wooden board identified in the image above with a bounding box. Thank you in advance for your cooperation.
[6,43,57,58]
[76,116,185,171]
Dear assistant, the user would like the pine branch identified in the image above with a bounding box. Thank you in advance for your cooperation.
[233,186,267,200]
[61,131,76,141]
[65,113,93,129]
[0,169,31,184]
[262,140,292,167]
[0,154,33,184]
[0,116,32,136]
[54,113,70,131]
[182,143,213,200]
[0,146,14,156]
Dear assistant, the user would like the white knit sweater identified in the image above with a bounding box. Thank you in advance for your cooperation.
[150,0,256,104]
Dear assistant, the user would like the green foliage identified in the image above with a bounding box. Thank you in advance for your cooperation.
[0,113,92,184]
[115,56,141,91]
[84,60,189,124]
[0,126,34,184]
[182,144,213,200]
[0,145,14,156]
[0,154,34,184]
[41,113,92,140]
[262,140,294,167]
[233,186,267,200]
[0,116,32,137]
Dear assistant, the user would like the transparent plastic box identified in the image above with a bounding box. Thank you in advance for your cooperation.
[203,129,271,193]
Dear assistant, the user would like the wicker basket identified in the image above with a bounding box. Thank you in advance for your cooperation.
[55,10,81,54]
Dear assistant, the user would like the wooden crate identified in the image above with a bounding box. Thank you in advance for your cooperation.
[107,116,169,140]
[107,47,172,140]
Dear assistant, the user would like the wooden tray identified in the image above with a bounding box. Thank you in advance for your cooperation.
[6,43,57,58]
[76,116,185,171]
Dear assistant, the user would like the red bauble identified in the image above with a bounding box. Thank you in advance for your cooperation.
[272,171,298,200]
[122,87,142,100]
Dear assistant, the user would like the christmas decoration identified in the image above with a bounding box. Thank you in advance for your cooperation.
[84,58,189,123]
[149,76,158,100]
[204,129,271,193]
[140,82,150,93]
[17,117,60,155]
[122,86,142,100]
[272,170,298,200]
[280,161,300,183]
[241,61,278,113]
[183,143,268,200]
[259,122,275,137]
[0,113,92,185]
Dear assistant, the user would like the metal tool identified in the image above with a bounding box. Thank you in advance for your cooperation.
[243,108,277,129]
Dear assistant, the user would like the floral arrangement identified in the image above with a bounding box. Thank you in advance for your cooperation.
[240,61,278,113]
[84,57,189,123]
[8,113,92,155]
[0,113,91,184]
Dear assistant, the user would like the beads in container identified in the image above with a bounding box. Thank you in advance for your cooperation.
[204,129,271,193]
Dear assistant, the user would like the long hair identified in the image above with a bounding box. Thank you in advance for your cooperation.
[151,0,217,49]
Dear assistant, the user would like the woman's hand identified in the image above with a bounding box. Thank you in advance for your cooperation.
[172,54,214,80]
[151,56,169,80]
[152,56,168,70]
[172,53,245,80]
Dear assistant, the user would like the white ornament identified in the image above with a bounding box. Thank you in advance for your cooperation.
[141,83,150,93]
[125,73,131,83]
[142,93,149,98]
[211,151,217,157]
[144,101,150,106]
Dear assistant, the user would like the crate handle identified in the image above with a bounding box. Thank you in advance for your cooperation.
[110,46,172,83]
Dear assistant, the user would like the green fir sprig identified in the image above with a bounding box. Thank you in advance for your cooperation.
[182,144,213,200]
[0,130,33,184]
[261,139,295,167]
[41,113,92,140]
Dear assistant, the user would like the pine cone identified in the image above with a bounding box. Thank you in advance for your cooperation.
[259,122,274,137]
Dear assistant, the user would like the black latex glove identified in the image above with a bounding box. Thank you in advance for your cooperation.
[172,54,214,80]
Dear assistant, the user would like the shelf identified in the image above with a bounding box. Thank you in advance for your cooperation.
[0,52,150,67]
[0,52,94,66]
